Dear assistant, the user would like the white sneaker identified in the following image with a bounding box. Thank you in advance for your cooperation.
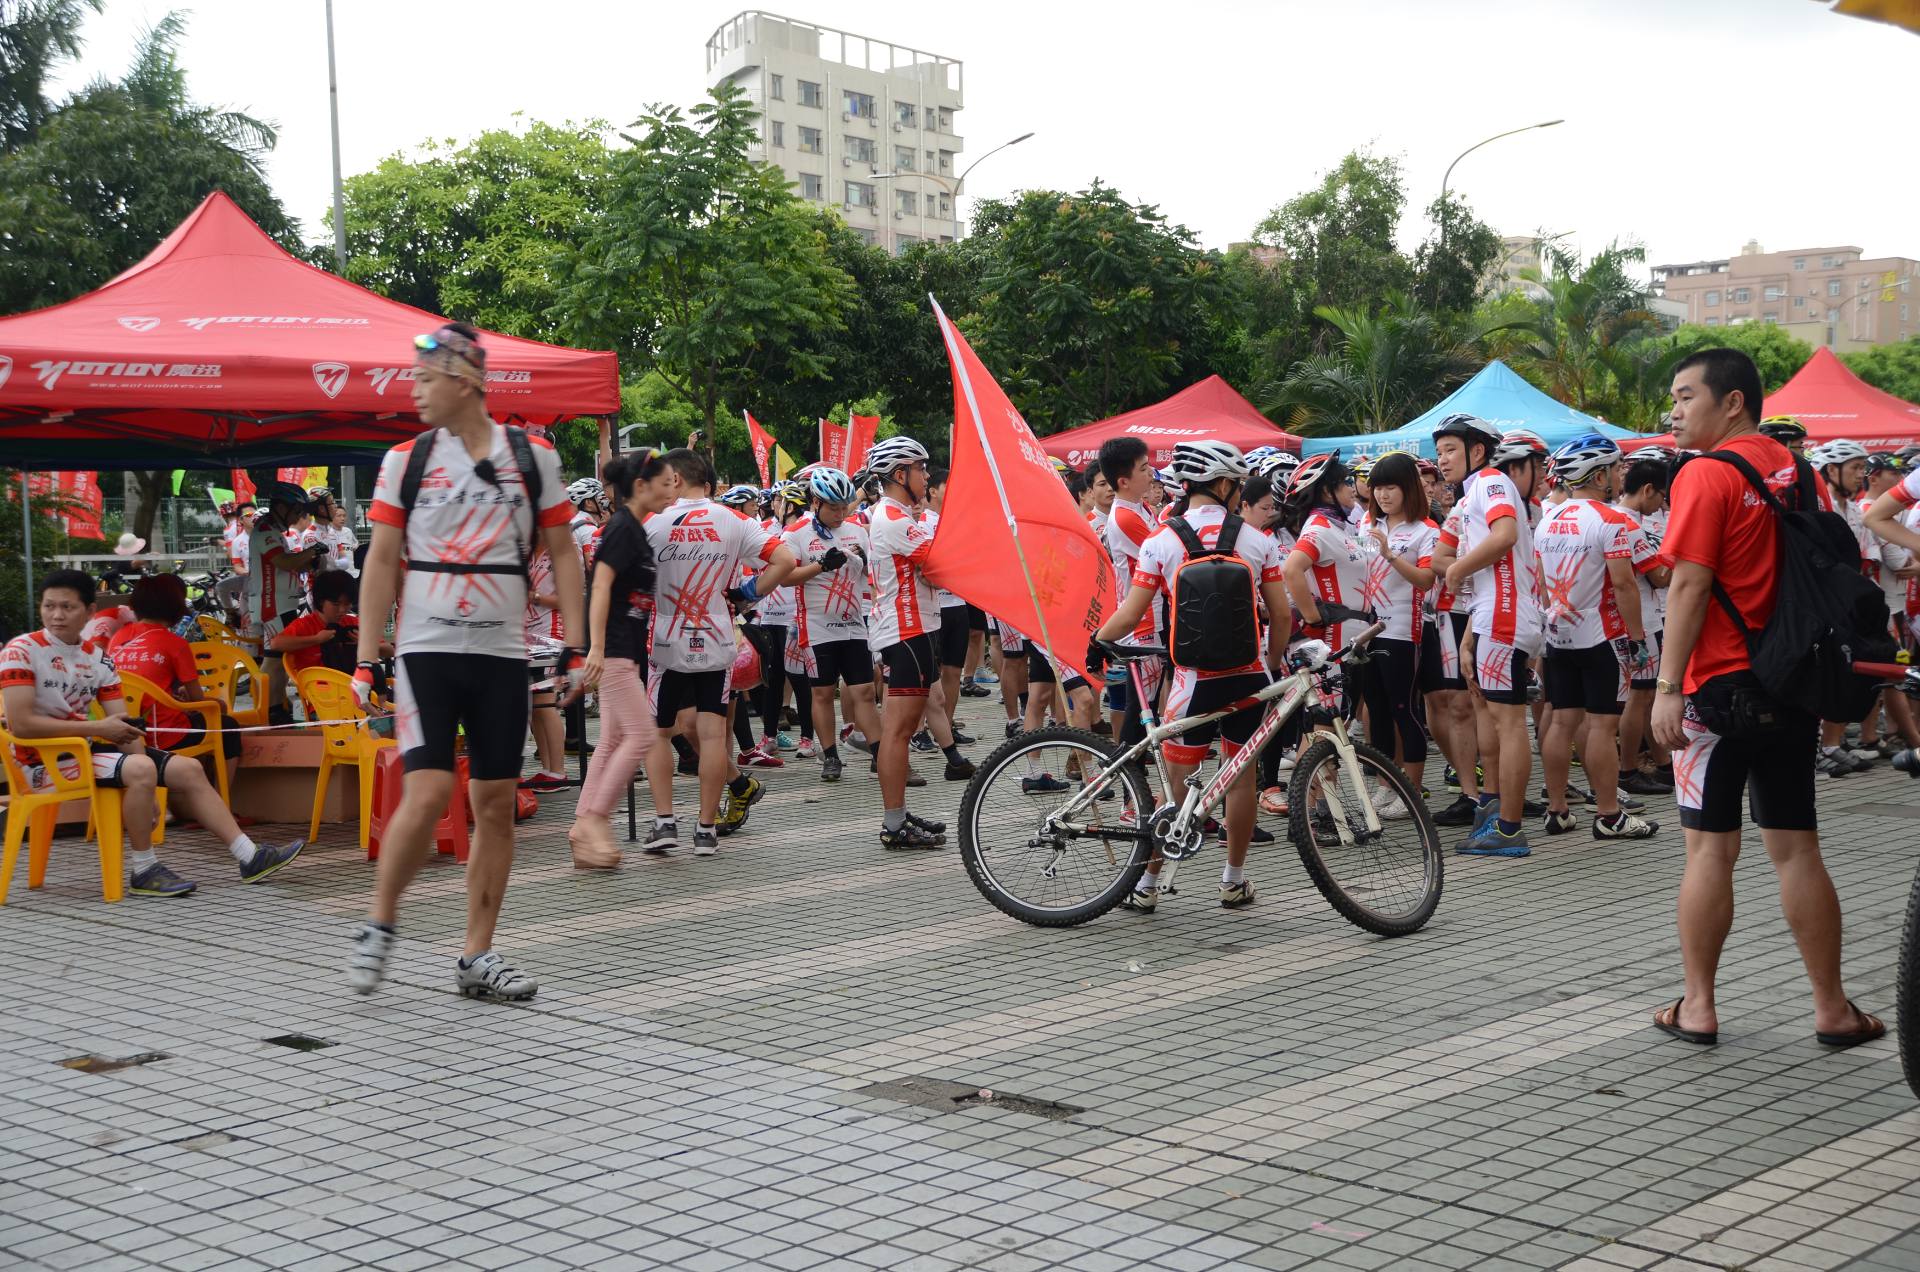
[454,951,538,1001]
[1278,752,1297,774]
[1373,793,1411,821]
[348,922,395,995]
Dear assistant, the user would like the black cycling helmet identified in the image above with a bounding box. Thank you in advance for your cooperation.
[266,480,312,510]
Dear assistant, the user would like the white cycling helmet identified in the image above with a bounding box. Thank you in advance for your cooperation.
[718,486,759,509]
[1547,433,1624,486]
[1491,428,1549,469]
[1254,451,1300,480]
[1630,445,1675,465]
[865,435,930,477]
[1166,439,1249,486]
[566,477,605,508]
[1243,445,1281,467]
[1432,412,1503,455]
[1809,439,1868,468]
[808,466,857,505]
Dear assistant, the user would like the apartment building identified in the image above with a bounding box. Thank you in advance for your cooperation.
[1652,240,1919,352]
[706,11,964,254]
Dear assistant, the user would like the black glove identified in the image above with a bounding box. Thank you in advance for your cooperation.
[818,547,848,571]
[1085,637,1109,676]
[725,585,756,612]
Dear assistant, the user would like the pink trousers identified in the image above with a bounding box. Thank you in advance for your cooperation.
[574,658,655,819]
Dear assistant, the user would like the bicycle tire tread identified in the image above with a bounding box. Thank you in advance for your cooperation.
[1286,736,1444,936]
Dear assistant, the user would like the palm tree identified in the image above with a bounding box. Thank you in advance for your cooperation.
[1595,334,1707,432]
[1515,240,1661,413]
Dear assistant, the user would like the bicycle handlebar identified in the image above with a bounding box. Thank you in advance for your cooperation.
[1856,662,1916,680]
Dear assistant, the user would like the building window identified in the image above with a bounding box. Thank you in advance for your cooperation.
[1793,257,1805,270]
[799,173,823,201]
[1794,295,1805,309]
[936,107,955,132]
[846,180,876,208]
[894,146,915,172]
[1763,285,1785,301]
[1904,304,1911,322]
[1705,317,1720,327]
[769,121,783,148]
[798,80,823,108]
[896,102,917,127]
[938,149,955,175]
[937,192,952,216]
[1829,279,1843,297]
[925,149,935,171]
[1822,255,1836,268]
[895,234,917,256]
[1704,290,1720,306]
[845,135,876,166]
[896,189,917,216]
[768,74,784,101]
[1860,277,1872,290]
[843,90,875,119]
[1731,287,1751,303]
[1762,313,1779,325]
[797,126,822,155]
[851,227,876,246]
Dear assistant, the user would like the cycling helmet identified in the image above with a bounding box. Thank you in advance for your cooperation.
[865,435,930,476]
[566,477,605,508]
[1348,453,1377,483]
[1898,444,1920,462]
[1630,445,1675,465]
[1049,455,1072,478]
[718,486,759,509]
[217,500,238,517]
[1868,452,1909,475]
[1491,428,1549,468]
[1547,433,1624,486]
[1809,439,1868,468]
[1285,453,1342,500]
[774,480,809,509]
[306,486,334,505]
[1166,439,1249,486]
[1253,451,1299,480]
[1758,414,1807,443]
[1415,458,1440,479]
[808,466,857,505]
[1432,412,1503,455]
[1244,445,1281,467]
[265,480,311,510]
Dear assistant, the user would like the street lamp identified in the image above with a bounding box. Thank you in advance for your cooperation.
[871,131,1035,240]
[1431,119,1563,305]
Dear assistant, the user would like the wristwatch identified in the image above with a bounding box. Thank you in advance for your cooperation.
[1654,677,1680,695]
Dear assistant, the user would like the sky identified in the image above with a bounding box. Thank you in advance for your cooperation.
[48,0,1920,275]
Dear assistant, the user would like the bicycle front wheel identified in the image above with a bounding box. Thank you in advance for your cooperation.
[1287,736,1443,936]
[958,726,1154,927]
[1900,854,1919,1100]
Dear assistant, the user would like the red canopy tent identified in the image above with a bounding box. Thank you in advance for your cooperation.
[0,192,620,470]
[1625,346,1920,452]
[1039,375,1302,470]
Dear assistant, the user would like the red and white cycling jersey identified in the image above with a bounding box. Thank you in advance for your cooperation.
[1104,498,1160,643]
[1456,467,1543,652]
[646,497,777,673]
[919,508,963,610]
[1434,504,1470,613]
[866,496,937,646]
[243,512,306,625]
[368,422,571,659]
[1613,502,1667,636]
[524,547,565,646]
[1847,491,1882,582]
[1365,519,1438,644]
[1537,498,1648,649]
[752,515,799,627]
[1291,507,1370,649]
[0,630,123,762]
[570,513,600,572]
[1088,505,1109,546]
[783,515,872,646]
[1134,502,1284,678]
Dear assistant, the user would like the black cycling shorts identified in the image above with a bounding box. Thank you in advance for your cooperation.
[652,667,729,726]
[1436,612,1469,692]
[937,605,970,669]
[1162,670,1268,765]
[1629,631,1663,691]
[967,603,987,633]
[1543,642,1625,716]
[1677,678,1816,834]
[395,652,530,781]
[1417,621,1445,695]
[1025,646,1089,693]
[882,633,937,697]
[811,638,872,690]
[168,712,243,762]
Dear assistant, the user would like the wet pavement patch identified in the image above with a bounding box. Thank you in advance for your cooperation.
[58,1052,168,1074]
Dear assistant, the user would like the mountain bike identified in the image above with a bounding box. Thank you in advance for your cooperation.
[1860,659,1920,1100]
[957,605,1443,935]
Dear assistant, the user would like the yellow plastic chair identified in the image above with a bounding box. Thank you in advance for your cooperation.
[0,725,131,904]
[295,668,393,852]
[196,614,243,644]
[190,641,270,728]
[118,673,231,808]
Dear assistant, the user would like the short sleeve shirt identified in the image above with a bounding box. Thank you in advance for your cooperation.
[1134,502,1284,678]
[368,423,571,660]
[107,621,200,746]
[645,497,777,672]
[0,630,123,761]
[1457,467,1543,651]
[1365,519,1438,644]
[1292,508,1371,649]
[867,496,938,646]
[1104,498,1161,643]
[593,508,655,663]
[276,610,358,676]
[784,515,872,647]
[1536,498,1643,649]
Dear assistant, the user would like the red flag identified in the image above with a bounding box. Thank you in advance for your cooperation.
[922,299,1114,681]
[60,472,103,539]
[820,417,848,470]
[743,411,776,487]
[846,414,880,475]
[231,468,256,503]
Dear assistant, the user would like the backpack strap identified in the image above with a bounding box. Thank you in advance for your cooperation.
[504,425,542,514]
[1692,449,1787,655]
[396,425,544,579]
[1214,514,1244,557]
[1167,515,1206,559]
[397,428,439,515]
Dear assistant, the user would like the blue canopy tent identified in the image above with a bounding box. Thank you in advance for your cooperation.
[1298,361,1642,460]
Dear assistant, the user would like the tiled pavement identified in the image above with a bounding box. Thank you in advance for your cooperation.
[1,694,1916,1272]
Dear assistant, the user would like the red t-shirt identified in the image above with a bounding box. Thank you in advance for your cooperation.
[107,621,200,747]
[1663,433,1832,693]
[278,611,357,675]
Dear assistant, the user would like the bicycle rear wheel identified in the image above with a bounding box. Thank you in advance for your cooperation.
[1287,736,1443,936]
[1900,855,1919,1100]
[958,726,1154,927]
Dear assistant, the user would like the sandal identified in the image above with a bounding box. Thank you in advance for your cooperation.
[1259,787,1288,817]
[1652,997,1717,1046]
[568,821,623,870]
[1814,1000,1885,1048]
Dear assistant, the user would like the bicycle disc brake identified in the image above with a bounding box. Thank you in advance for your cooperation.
[1150,806,1207,861]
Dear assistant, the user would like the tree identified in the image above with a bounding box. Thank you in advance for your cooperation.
[1846,337,1920,404]
[1413,191,1502,317]
[962,181,1247,432]
[1670,320,1813,393]
[1514,241,1661,412]
[0,0,98,151]
[554,86,857,438]
[1261,293,1500,435]
[1254,150,1413,321]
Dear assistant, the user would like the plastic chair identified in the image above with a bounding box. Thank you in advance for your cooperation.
[118,673,231,808]
[294,668,393,853]
[0,725,130,904]
[196,615,243,644]
[367,745,469,863]
[190,641,270,728]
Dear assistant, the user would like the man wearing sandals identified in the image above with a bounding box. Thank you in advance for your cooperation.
[1649,348,1883,1049]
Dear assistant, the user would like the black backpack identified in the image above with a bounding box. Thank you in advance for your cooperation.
[1695,450,1892,724]
[396,425,544,580]
[1166,514,1261,672]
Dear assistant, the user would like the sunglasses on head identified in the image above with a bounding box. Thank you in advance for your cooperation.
[414,328,484,371]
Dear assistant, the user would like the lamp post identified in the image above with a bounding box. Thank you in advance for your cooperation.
[871,131,1034,242]
[1430,119,1563,306]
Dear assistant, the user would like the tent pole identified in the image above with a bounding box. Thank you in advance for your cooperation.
[22,469,34,629]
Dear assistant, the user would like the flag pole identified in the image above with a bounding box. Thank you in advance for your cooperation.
[931,297,1070,684]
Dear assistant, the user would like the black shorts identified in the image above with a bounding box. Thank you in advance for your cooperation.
[1677,676,1817,834]
[1025,646,1089,693]
[1629,631,1663,691]
[937,606,970,669]
[168,713,243,762]
[1417,621,1445,695]
[652,667,729,726]
[73,743,172,788]
[1471,637,1532,708]
[1436,612,1469,692]
[395,653,530,781]
[1543,642,1625,716]
[882,634,937,697]
[967,604,987,633]
[811,638,871,690]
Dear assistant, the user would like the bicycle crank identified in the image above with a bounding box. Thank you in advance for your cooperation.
[1150,806,1207,861]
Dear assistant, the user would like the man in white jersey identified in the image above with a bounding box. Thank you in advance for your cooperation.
[1434,414,1545,859]
[642,449,797,856]
[1535,435,1658,841]
[1809,441,1880,774]
[1614,452,1675,796]
[348,323,583,1001]
[246,482,327,721]
[1099,436,1163,747]
[784,467,883,784]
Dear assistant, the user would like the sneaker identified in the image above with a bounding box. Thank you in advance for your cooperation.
[1846,747,1879,767]
[1219,879,1258,909]
[908,811,948,837]
[881,820,943,850]
[1259,786,1288,816]
[1432,795,1478,827]
[845,731,873,754]
[1523,798,1548,818]
[128,862,196,898]
[1816,749,1853,778]
[960,682,991,698]
[1022,773,1068,794]
[1877,738,1903,758]
[1249,824,1275,844]
[975,670,999,685]
[1471,800,1496,834]
[719,778,764,834]
[238,839,305,884]
[796,736,819,759]
[1118,888,1158,914]
[1278,753,1297,775]
[1374,793,1412,821]
[1619,770,1672,795]
[347,922,395,995]
[1542,809,1579,836]
[1004,721,1020,739]
[644,819,678,854]
[676,753,700,777]
[909,730,937,754]
[1456,821,1532,858]
[526,770,571,793]
[692,827,720,856]
[1594,811,1659,840]
[775,731,797,752]
[1443,764,1461,791]
[945,756,976,781]
[455,951,538,1001]
[821,753,844,783]
[740,742,784,769]
[952,727,976,745]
